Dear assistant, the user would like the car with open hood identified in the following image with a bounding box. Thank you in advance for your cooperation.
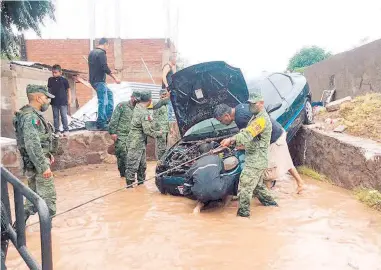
[155,61,313,196]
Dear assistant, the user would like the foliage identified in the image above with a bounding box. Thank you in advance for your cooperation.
[354,188,381,211]
[1,0,55,59]
[287,46,331,71]
[297,166,332,184]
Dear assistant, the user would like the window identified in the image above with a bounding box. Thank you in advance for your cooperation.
[259,78,282,105]
[268,73,293,98]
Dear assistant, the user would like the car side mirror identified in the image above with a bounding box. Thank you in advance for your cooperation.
[267,103,282,113]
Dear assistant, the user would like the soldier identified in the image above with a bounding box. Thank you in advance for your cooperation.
[13,85,59,222]
[108,91,140,177]
[125,91,163,187]
[220,93,278,217]
[153,89,170,160]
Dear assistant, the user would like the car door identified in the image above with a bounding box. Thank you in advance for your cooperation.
[258,77,289,127]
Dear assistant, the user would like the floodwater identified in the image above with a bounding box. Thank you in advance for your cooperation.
[5,162,381,270]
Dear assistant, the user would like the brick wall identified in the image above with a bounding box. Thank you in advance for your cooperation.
[304,39,381,101]
[25,38,175,106]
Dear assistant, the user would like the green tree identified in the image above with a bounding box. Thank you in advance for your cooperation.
[1,0,55,59]
[287,46,331,71]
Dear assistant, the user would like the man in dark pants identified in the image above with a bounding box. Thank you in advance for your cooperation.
[48,64,71,137]
[88,38,121,130]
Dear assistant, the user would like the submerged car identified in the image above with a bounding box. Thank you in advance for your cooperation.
[155,61,313,196]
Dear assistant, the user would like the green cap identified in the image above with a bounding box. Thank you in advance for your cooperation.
[139,91,152,102]
[26,84,55,98]
[131,91,141,98]
[247,92,264,104]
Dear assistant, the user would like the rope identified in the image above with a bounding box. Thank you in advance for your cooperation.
[26,148,227,228]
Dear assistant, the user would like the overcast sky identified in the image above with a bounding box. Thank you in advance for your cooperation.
[25,0,381,77]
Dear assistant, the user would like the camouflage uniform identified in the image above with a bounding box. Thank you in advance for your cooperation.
[233,93,277,217]
[108,92,139,177]
[125,91,162,186]
[153,91,170,160]
[13,85,58,219]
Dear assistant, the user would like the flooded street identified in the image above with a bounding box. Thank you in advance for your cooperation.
[6,162,381,270]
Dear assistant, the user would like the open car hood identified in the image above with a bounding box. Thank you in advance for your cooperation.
[169,61,249,137]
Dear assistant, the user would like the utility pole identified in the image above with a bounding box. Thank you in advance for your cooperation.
[89,0,96,51]
[115,0,121,38]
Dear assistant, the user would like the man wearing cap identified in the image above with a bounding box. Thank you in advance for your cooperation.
[214,102,305,194]
[153,89,170,160]
[125,91,163,187]
[13,84,59,222]
[108,91,141,178]
[219,92,278,218]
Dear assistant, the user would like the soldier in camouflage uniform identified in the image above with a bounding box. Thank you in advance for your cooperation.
[125,91,163,186]
[153,89,170,160]
[13,85,59,222]
[220,93,278,217]
[109,91,140,177]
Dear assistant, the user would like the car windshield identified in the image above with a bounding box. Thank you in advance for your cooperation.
[184,118,237,137]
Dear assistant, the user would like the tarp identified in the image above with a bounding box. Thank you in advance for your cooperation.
[66,82,162,131]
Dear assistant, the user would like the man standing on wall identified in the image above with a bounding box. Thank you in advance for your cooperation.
[88,38,121,130]
[162,55,176,122]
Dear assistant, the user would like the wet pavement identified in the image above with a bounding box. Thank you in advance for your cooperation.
[5,162,381,269]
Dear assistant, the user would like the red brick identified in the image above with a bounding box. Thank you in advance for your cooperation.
[26,38,176,106]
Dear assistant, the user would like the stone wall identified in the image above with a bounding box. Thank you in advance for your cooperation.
[1,131,160,178]
[290,126,381,191]
[304,39,381,101]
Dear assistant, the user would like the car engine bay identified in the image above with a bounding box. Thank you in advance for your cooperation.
[156,135,238,176]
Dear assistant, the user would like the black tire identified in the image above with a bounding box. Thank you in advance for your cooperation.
[304,99,314,125]
[155,176,167,194]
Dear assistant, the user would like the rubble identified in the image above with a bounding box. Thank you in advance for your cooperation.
[334,125,347,133]
[326,96,352,112]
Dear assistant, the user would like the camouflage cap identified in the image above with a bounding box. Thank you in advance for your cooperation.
[247,92,264,104]
[160,89,168,95]
[26,84,55,98]
[139,91,152,102]
[131,91,141,99]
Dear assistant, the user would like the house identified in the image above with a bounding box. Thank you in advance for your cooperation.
[1,60,83,138]
[23,38,177,106]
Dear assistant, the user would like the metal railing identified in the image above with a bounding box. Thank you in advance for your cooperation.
[1,166,53,270]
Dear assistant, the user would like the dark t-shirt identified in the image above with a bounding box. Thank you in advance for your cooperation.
[48,76,70,106]
[162,63,174,89]
[183,155,230,203]
[88,48,112,86]
[234,103,284,143]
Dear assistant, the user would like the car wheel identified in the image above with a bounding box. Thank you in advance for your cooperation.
[155,177,167,194]
[304,99,314,124]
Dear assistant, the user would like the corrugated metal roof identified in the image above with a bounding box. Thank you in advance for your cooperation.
[10,61,83,74]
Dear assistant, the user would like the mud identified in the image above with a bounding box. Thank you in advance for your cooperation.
[5,163,381,270]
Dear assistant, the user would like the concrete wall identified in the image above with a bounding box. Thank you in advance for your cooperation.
[1,61,78,138]
[304,39,381,101]
[290,126,381,191]
[25,38,176,106]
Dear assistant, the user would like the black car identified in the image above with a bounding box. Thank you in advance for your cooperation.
[155,61,313,196]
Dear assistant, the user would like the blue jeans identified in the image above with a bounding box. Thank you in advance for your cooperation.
[52,105,69,132]
[93,82,114,128]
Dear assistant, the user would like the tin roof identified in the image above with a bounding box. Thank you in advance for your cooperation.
[10,61,84,74]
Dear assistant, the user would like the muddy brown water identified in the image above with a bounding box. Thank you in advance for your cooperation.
[5,162,381,269]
